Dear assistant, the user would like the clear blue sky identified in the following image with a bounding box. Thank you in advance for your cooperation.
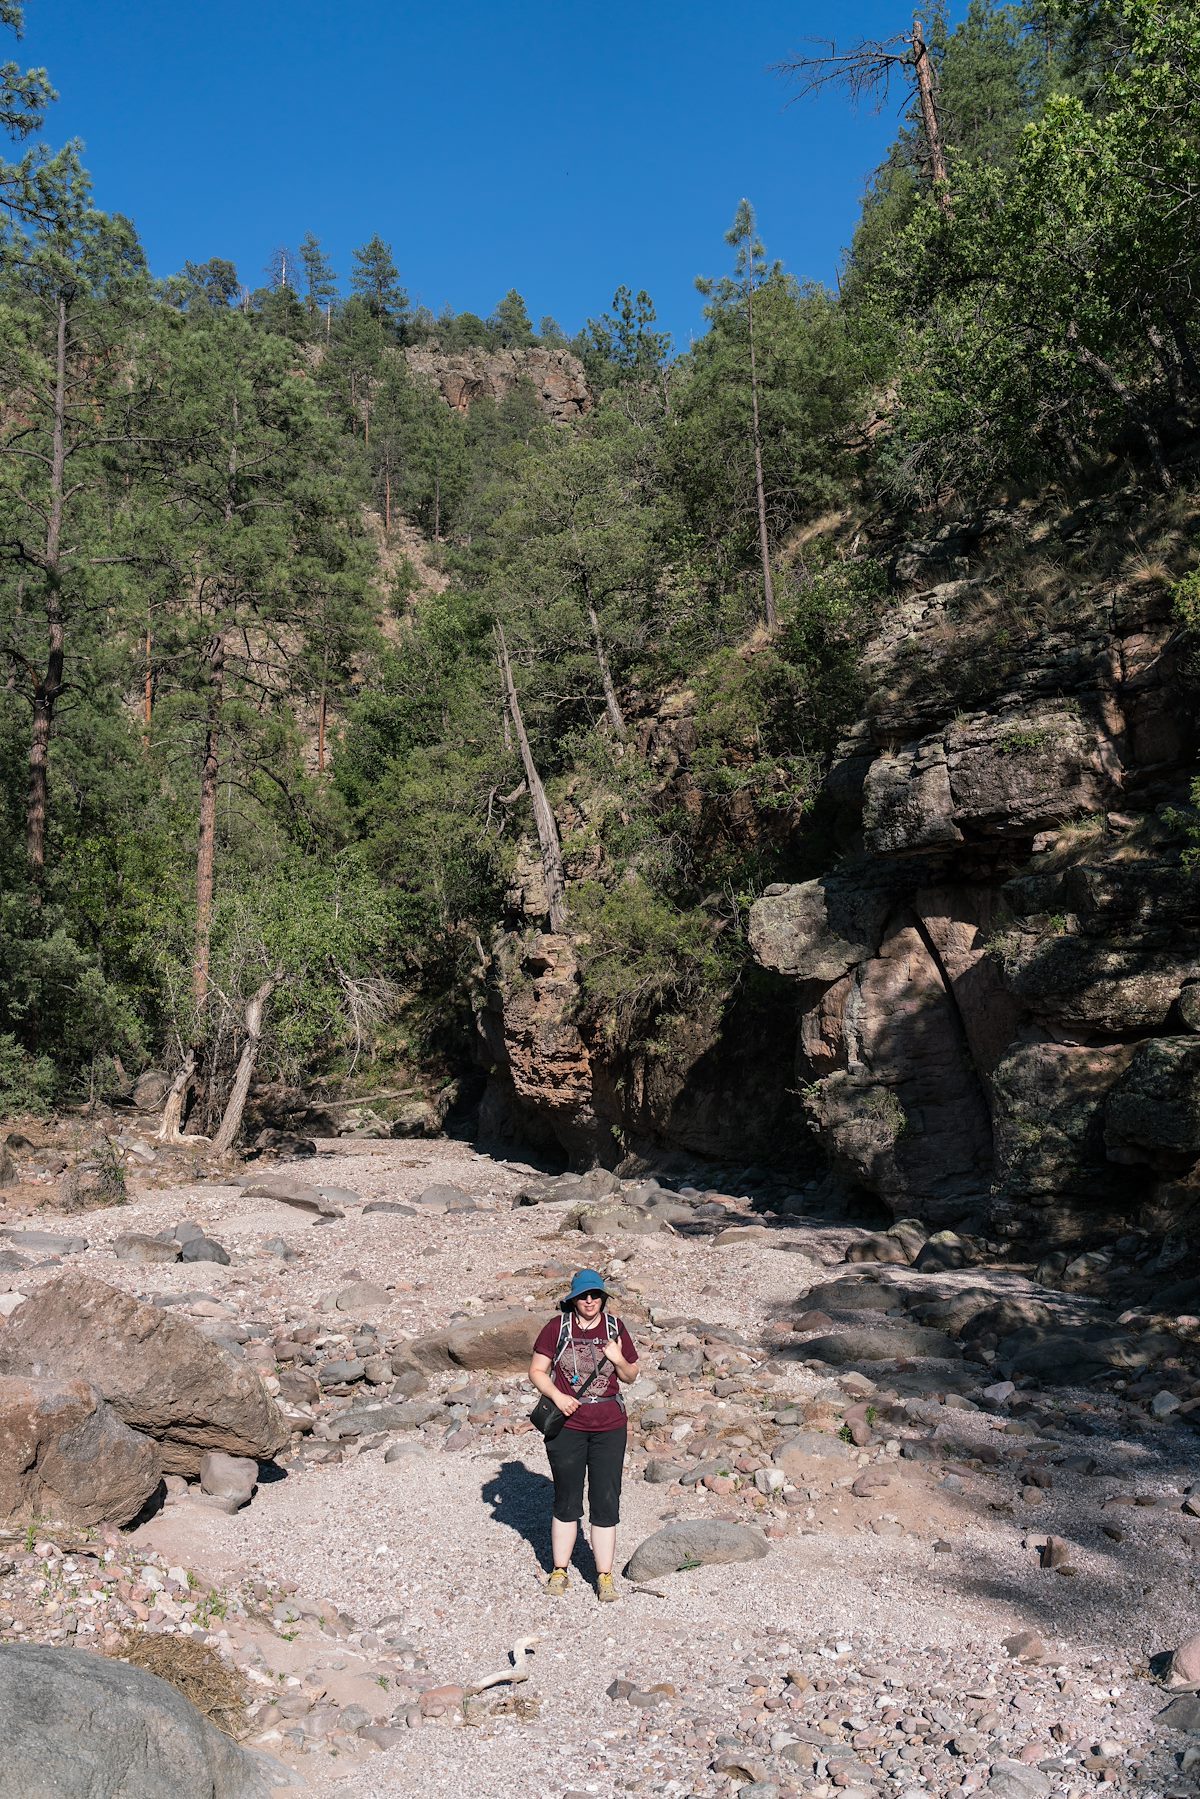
[18,1,961,349]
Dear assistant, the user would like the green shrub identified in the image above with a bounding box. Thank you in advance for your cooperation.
[572,877,735,1057]
[0,1032,56,1120]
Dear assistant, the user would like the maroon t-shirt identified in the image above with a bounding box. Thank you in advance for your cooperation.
[533,1312,637,1432]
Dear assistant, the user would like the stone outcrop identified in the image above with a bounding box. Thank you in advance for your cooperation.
[747,533,1200,1245]
[0,1643,271,1798]
[0,1272,288,1476]
[405,345,591,423]
[477,933,602,1163]
[0,1374,162,1527]
[476,927,816,1171]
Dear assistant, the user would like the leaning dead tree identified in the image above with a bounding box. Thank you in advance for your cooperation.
[775,12,950,214]
[211,974,279,1155]
[495,621,569,930]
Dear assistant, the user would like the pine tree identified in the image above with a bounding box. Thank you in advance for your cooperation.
[584,286,671,384]
[298,230,338,325]
[350,235,407,328]
[0,163,150,885]
[697,201,777,629]
[490,288,534,348]
[0,0,72,227]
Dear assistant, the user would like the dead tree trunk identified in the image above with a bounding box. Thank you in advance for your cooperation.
[912,15,951,212]
[212,975,277,1155]
[26,292,70,887]
[192,630,224,1015]
[1069,321,1172,489]
[495,622,568,930]
[746,270,777,632]
[584,578,627,740]
[154,1050,204,1143]
[497,649,513,752]
[317,644,329,775]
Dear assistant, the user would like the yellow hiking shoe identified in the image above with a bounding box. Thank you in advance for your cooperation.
[546,1567,569,1596]
[596,1572,618,1603]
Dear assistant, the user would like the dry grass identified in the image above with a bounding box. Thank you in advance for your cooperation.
[1121,553,1173,589]
[115,1629,250,1739]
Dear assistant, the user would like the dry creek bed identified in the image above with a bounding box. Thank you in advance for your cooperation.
[0,1135,1198,1799]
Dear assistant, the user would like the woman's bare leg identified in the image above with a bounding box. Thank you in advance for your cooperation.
[551,1517,578,1570]
[591,1524,616,1576]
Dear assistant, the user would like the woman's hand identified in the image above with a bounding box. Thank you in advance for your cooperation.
[602,1342,624,1369]
[554,1390,580,1416]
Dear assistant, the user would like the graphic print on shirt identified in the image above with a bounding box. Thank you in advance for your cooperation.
[563,1323,620,1405]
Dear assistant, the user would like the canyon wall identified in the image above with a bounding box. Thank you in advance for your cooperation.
[477,492,1200,1250]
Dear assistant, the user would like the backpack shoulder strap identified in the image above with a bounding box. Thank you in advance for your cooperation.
[606,1312,627,1406]
[548,1312,571,1371]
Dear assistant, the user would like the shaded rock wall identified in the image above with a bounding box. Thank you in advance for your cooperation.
[475,493,1199,1247]
[474,931,816,1177]
[748,551,1200,1244]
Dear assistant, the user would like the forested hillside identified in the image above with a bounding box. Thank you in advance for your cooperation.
[2,0,1198,1184]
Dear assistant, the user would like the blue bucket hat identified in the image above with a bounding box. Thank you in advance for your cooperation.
[560,1267,609,1309]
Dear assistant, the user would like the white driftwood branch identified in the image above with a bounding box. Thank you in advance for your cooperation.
[465,1633,539,1695]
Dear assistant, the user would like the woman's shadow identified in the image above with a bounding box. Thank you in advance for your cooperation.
[482,1460,599,1581]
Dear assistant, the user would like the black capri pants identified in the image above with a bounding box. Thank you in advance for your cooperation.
[545,1425,627,1528]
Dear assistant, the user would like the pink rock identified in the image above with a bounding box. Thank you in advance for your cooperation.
[419,1684,464,1716]
[1168,1633,1200,1688]
[0,1373,162,1528]
[702,1475,735,1496]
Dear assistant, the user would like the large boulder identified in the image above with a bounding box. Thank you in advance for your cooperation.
[408,1307,542,1373]
[624,1520,770,1581]
[943,699,1121,839]
[748,877,891,982]
[802,1325,958,1365]
[240,1174,341,1215]
[0,1272,288,1476]
[1106,1037,1200,1162]
[0,1642,269,1798]
[862,741,963,856]
[1005,937,1198,1033]
[0,1374,162,1527]
[775,1430,855,1479]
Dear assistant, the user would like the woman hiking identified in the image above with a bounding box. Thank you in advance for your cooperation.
[528,1268,638,1601]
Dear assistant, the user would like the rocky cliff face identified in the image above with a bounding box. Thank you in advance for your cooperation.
[476,487,1200,1249]
[749,499,1200,1248]
[404,346,592,423]
[474,929,816,1177]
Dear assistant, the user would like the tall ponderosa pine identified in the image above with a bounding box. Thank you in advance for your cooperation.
[0,168,149,885]
[697,201,777,629]
[148,311,371,1041]
[350,234,407,329]
[298,230,338,332]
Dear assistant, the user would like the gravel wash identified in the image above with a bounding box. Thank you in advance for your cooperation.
[1,1135,1198,1799]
